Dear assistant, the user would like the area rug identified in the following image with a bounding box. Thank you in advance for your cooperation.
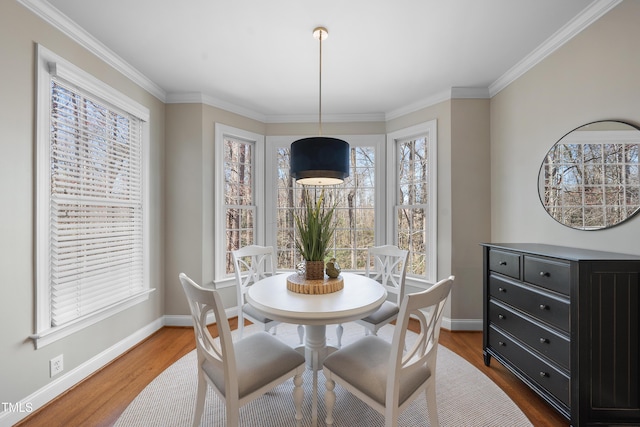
[115,323,531,426]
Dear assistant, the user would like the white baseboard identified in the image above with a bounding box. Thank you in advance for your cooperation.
[443,317,483,331]
[0,318,163,427]
[163,307,238,327]
[2,309,239,426]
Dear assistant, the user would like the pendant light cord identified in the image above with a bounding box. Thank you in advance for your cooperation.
[318,30,323,136]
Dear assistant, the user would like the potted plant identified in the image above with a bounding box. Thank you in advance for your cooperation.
[294,189,336,280]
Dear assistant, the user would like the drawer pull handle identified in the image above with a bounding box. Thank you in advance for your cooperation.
[539,271,550,277]
[539,304,548,310]
[498,341,506,347]
[539,337,549,344]
[498,287,506,293]
[498,314,505,320]
[539,371,549,378]
[499,261,507,266]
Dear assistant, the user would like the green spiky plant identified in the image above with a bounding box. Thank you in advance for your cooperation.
[294,189,336,261]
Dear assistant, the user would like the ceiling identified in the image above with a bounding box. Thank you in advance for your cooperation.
[32,0,613,121]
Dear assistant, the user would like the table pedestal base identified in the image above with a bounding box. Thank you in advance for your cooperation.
[295,325,338,427]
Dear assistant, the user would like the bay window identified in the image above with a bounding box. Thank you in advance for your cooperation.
[219,125,436,283]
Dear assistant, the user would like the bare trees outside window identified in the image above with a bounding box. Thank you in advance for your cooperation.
[275,146,376,271]
[224,138,255,274]
[396,136,429,277]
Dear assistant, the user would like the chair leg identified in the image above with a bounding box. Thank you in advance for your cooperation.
[336,324,343,348]
[425,381,439,426]
[293,371,304,426]
[297,324,304,344]
[193,371,207,427]
[324,375,336,425]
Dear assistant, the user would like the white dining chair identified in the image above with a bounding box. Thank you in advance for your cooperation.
[232,245,279,339]
[232,245,305,343]
[179,273,305,427]
[335,245,409,347]
[323,275,454,427]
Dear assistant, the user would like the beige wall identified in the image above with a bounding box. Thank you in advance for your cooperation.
[451,99,491,322]
[164,103,267,314]
[387,98,491,325]
[490,0,640,256]
[0,0,165,410]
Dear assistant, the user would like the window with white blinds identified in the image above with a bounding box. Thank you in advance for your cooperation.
[49,79,145,326]
[35,45,151,347]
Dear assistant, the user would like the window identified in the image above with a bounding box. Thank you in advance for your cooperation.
[387,121,437,282]
[214,124,264,281]
[266,135,384,271]
[224,137,255,273]
[35,45,151,347]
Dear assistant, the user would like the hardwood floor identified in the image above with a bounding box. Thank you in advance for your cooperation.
[438,330,568,427]
[17,319,569,427]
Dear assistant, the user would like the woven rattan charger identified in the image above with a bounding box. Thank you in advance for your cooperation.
[286,274,344,294]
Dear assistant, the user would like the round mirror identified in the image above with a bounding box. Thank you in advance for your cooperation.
[538,120,640,230]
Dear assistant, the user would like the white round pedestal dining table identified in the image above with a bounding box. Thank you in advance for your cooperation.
[246,272,386,427]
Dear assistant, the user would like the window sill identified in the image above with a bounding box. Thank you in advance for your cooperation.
[30,289,155,349]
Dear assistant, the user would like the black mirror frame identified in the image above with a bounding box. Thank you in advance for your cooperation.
[538,120,640,230]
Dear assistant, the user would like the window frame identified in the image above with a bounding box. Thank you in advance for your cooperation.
[214,124,265,285]
[265,134,386,272]
[386,120,438,284]
[34,45,152,348]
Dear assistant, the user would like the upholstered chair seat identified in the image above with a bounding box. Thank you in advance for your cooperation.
[323,275,454,427]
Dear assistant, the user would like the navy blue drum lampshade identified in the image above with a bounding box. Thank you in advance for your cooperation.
[290,137,350,185]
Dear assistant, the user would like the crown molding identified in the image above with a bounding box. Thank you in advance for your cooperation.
[385,89,452,121]
[17,0,166,102]
[489,0,622,96]
[166,92,268,123]
[384,87,490,121]
[265,112,387,123]
[167,92,386,123]
[19,0,619,123]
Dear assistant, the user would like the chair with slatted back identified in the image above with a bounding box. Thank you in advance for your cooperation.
[335,245,409,347]
[232,245,279,339]
[323,275,454,427]
[232,245,305,343]
[179,273,305,427]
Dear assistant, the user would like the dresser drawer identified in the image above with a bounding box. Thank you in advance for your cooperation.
[489,300,570,369]
[524,256,570,295]
[489,326,570,407]
[489,249,521,279]
[489,274,570,332]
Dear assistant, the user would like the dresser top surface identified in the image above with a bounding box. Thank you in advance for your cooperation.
[481,243,640,261]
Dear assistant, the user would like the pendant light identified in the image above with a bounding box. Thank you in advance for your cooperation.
[290,27,349,186]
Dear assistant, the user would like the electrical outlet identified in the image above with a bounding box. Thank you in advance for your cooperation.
[50,354,63,377]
